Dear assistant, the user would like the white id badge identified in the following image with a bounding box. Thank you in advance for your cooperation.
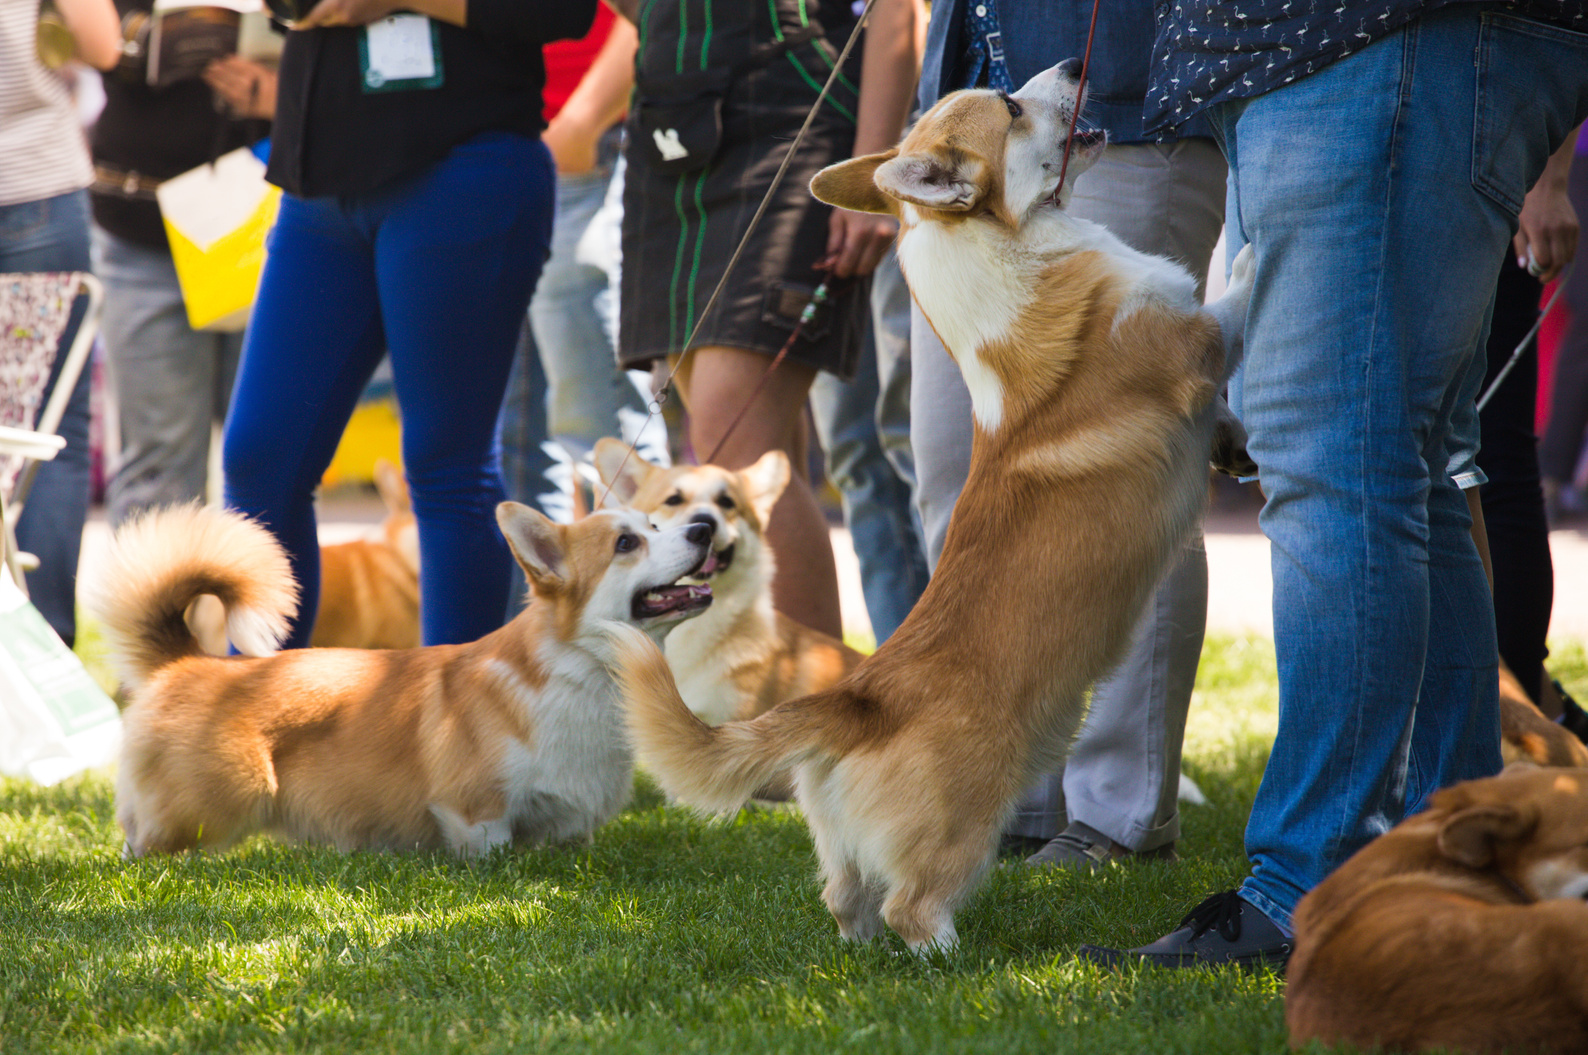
[360,14,443,92]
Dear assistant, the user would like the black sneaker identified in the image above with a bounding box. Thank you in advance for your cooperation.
[1076,890,1292,972]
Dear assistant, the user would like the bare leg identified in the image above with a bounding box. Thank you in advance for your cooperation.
[674,346,842,638]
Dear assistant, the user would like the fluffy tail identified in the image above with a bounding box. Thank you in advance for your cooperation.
[607,622,833,815]
[83,504,298,688]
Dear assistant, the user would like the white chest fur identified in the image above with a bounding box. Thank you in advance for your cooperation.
[434,651,633,855]
[897,209,1202,434]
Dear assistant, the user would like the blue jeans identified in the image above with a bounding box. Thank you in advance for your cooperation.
[530,133,645,466]
[94,228,243,526]
[810,248,927,643]
[0,189,93,648]
[1218,8,1588,929]
[224,131,555,648]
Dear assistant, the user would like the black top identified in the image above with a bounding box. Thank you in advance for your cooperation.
[91,0,268,248]
[267,0,596,199]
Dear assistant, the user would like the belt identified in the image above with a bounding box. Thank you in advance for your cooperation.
[91,164,162,200]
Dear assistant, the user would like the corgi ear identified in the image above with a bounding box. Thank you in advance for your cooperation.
[372,458,411,515]
[593,437,659,508]
[810,150,901,216]
[1436,803,1538,868]
[497,502,567,592]
[873,151,983,212]
[740,450,790,525]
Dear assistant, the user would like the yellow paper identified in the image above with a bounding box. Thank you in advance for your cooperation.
[158,148,282,332]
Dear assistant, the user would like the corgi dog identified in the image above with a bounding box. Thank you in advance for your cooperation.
[603,60,1254,951]
[91,502,713,857]
[186,459,420,653]
[1286,768,1588,1054]
[311,458,421,650]
[592,438,863,728]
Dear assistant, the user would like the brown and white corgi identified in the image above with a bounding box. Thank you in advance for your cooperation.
[604,60,1254,950]
[592,438,863,728]
[91,501,713,857]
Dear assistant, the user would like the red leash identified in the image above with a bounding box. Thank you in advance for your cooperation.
[1052,0,1103,204]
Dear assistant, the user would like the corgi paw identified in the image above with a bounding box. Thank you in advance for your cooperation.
[1210,397,1257,478]
[1228,242,1256,292]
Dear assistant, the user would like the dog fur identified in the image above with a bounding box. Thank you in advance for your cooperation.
[603,62,1253,950]
[592,438,863,728]
[90,501,713,857]
[1286,768,1588,1053]
[1499,658,1588,769]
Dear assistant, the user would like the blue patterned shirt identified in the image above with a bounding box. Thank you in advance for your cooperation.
[1146,0,1588,133]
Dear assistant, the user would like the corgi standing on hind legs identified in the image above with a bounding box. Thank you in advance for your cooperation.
[607,61,1255,952]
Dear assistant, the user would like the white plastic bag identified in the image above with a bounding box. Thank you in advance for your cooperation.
[0,570,120,785]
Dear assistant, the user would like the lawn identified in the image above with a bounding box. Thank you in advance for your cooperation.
[4,635,1584,1054]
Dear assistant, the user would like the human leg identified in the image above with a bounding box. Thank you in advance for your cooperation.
[676,344,842,639]
[96,229,241,525]
[1038,140,1225,858]
[0,189,93,647]
[1229,9,1578,931]
[372,132,556,645]
[810,249,928,644]
[1476,255,1553,704]
[530,132,645,467]
[222,194,387,649]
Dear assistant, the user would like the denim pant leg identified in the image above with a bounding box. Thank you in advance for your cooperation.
[1221,8,1588,929]
[0,189,93,648]
[811,248,928,643]
[528,132,645,467]
[95,228,242,526]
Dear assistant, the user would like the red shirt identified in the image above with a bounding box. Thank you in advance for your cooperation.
[542,3,616,122]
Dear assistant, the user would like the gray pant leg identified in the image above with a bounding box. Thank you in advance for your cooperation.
[96,229,242,527]
[912,140,1228,850]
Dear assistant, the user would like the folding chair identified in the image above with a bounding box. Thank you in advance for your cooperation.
[0,272,104,595]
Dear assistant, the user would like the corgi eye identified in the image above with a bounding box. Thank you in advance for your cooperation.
[1000,93,1023,120]
[615,533,639,554]
[663,493,684,507]
[715,495,736,511]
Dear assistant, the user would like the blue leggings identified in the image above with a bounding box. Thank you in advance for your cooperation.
[224,131,555,648]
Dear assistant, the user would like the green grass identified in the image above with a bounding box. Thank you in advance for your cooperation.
[4,636,1585,1054]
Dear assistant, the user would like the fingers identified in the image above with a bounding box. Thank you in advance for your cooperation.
[819,211,897,279]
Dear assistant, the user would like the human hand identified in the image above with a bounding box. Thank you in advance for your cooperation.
[819,208,897,279]
[1512,165,1578,284]
[293,0,403,29]
[203,56,278,119]
[542,113,600,175]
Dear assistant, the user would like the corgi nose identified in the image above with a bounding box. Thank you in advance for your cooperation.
[688,512,717,531]
[684,522,713,547]
[1055,58,1083,81]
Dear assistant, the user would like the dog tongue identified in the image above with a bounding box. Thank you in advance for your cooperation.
[699,550,722,576]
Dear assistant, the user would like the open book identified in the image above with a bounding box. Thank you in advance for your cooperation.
[146,0,282,89]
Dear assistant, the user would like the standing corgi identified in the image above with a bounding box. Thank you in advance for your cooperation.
[92,501,713,857]
[605,60,1253,950]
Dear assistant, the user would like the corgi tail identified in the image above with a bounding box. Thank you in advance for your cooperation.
[608,623,831,815]
[84,503,298,687]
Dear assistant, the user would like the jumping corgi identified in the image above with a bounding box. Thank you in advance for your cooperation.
[92,501,713,857]
[604,60,1254,950]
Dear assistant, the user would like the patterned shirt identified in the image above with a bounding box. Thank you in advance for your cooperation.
[1147,0,1588,133]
